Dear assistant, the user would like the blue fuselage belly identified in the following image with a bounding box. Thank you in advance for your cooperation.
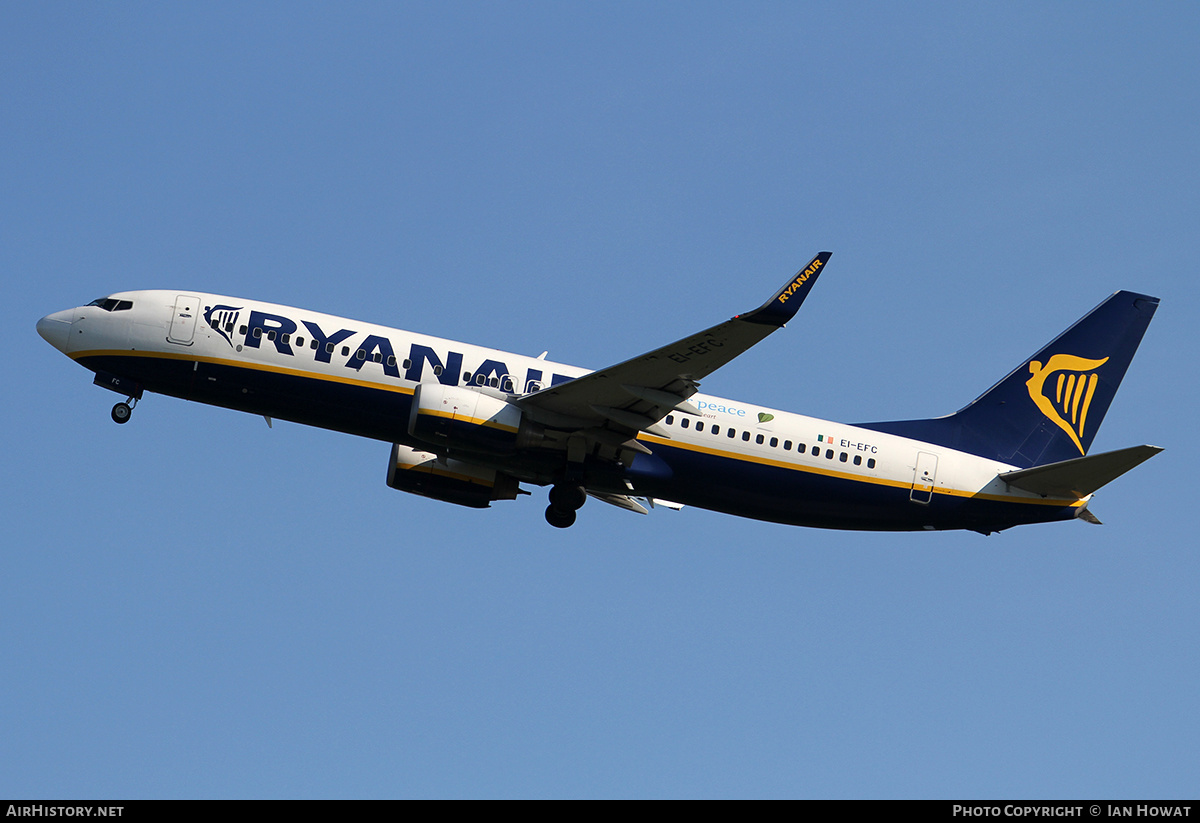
[80,353,415,443]
[626,442,1073,532]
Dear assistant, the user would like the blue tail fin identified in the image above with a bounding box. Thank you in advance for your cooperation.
[859,291,1159,468]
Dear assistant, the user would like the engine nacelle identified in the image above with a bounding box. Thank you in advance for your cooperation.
[386,443,521,509]
[408,383,541,454]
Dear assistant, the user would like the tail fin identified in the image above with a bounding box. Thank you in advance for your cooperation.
[859,291,1159,468]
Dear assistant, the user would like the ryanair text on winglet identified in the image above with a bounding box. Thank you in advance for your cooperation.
[777,257,824,304]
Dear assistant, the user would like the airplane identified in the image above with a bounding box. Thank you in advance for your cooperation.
[36,252,1162,534]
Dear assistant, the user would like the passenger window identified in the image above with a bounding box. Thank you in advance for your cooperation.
[853,455,862,466]
[433,365,443,376]
[681,418,690,429]
[240,325,248,335]
[696,422,704,432]
[373,352,382,363]
[402,359,411,369]
[839,452,848,462]
[356,349,366,360]
[387,355,396,367]
[267,330,277,341]
[475,374,485,386]
[489,377,499,388]
[325,342,334,353]
[665,415,674,425]
[281,333,290,344]
[295,336,304,347]
[755,434,764,445]
[770,437,778,448]
[526,380,541,392]
[341,346,350,356]
[253,328,262,338]
[811,446,819,456]
[826,449,834,459]
[784,440,792,450]
[798,443,806,453]
[501,377,513,392]
[712,425,720,435]
[867,458,876,469]
[727,428,736,438]
[742,431,750,442]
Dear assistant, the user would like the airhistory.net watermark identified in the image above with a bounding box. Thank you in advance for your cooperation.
[6,807,123,817]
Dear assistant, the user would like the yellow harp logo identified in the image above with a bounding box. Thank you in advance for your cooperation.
[1025,354,1109,454]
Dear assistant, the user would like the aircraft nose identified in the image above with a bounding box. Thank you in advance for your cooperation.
[37,309,74,353]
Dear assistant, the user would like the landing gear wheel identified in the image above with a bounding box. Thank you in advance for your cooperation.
[111,402,132,424]
[549,484,587,511]
[545,505,577,529]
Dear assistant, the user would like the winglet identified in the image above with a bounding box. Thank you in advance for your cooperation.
[737,251,832,327]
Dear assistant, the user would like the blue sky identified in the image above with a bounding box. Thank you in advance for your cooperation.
[3,2,1197,798]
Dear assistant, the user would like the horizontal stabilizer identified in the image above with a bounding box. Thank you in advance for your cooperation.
[1000,445,1162,498]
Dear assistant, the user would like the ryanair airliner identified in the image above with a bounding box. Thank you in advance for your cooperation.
[37,253,1161,533]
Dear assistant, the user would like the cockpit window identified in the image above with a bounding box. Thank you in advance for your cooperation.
[87,298,133,312]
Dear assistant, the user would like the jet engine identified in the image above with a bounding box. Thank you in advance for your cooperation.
[386,443,521,509]
[408,383,543,454]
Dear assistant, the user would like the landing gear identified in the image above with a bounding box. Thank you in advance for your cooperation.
[110,396,137,424]
[545,483,587,528]
[549,484,586,511]
[545,506,577,529]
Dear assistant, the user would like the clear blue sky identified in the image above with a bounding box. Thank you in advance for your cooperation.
[3,2,1197,798]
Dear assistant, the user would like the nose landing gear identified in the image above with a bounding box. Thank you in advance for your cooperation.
[545,483,587,528]
[111,396,137,424]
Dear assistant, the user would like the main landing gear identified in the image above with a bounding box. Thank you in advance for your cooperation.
[545,483,587,528]
[110,397,137,424]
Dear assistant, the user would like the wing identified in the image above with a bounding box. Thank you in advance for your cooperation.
[515,252,831,449]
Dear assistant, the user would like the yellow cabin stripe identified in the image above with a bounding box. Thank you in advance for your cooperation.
[415,408,519,433]
[75,350,1081,509]
[72,348,417,396]
[637,434,1084,508]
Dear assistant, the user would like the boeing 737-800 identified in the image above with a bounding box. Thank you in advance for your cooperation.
[37,252,1161,533]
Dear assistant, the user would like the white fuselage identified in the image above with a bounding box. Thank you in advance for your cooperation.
[38,289,1088,531]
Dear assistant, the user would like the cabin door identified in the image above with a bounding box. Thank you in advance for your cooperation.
[910,452,938,504]
[167,294,200,346]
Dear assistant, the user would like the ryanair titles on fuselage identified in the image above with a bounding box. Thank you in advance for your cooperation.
[203,304,889,460]
[225,306,577,392]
